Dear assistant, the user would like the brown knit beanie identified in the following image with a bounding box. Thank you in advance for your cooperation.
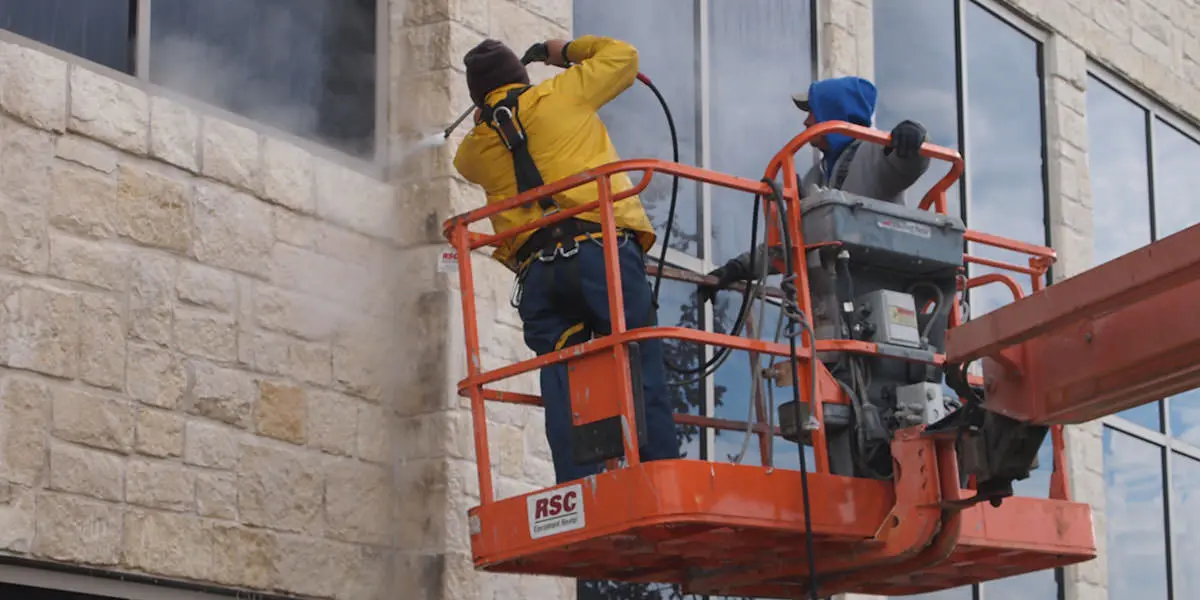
[464,39,530,108]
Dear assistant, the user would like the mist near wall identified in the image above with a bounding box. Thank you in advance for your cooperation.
[147,0,377,157]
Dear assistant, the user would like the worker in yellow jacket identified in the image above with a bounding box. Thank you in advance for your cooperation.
[454,36,679,484]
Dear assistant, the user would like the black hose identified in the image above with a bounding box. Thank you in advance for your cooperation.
[764,177,821,600]
[633,76,763,375]
[639,76,681,308]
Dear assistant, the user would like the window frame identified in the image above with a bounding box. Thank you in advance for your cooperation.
[874,1,1056,597]
[1088,64,1200,600]
[2,0,388,169]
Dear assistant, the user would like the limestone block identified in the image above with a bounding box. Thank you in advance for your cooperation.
[400,0,490,34]
[184,420,240,471]
[122,508,212,580]
[201,118,260,191]
[256,381,307,444]
[392,459,451,549]
[0,42,67,131]
[149,95,200,172]
[0,117,55,205]
[125,459,194,512]
[0,483,36,552]
[190,180,274,277]
[254,284,340,342]
[314,161,397,241]
[68,66,149,154]
[48,233,128,291]
[33,492,122,565]
[496,424,525,479]
[50,386,134,453]
[395,176,485,246]
[0,377,52,486]
[261,137,316,213]
[390,553,451,600]
[55,134,118,174]
[211,524,275,589]
[0,195,48,274]
[307,390,359,456]
[135,408,184,458]
[395,412,466,462]
[188,361,257,428]
[333,322,394,404]
[517,0,571,29]
[127,344,188,409]
[236,329,290,376]
[489,0,569,64]
[357,403,389,463]
[115,162,192,252]
[236,443,323,534]
[176,261,236,312]
[196,471,237,520]
[79,294,127,391]
[268,242,369,305]
[0,285,80,379]
[48,441,124,502]
[284,338,334,387]
[174,308,238,362]
[273,534,387,599]
[127,251,177,346]
[324,459,391,545]
[49,160,117,239]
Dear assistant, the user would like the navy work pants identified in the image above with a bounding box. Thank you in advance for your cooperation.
[517,235,680,484]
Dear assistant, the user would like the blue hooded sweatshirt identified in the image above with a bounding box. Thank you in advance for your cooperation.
[805,76,878,177]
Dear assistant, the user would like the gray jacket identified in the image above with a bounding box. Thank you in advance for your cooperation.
[725,139,931,279]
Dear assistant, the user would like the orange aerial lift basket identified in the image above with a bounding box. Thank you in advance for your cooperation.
[440,121,1110,598]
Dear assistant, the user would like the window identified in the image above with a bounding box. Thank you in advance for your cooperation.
[0,0,379,159]
[876,1,1055,597]
[574,0,701,258]
[1086,76,1200,590]
[574,2,816,597]
[0,0,135,73]
[1104,427,1169,599]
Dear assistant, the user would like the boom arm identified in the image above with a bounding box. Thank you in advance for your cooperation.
[946,221,1200,425]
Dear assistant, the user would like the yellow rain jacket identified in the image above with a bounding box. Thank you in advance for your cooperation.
[453,35,657,272]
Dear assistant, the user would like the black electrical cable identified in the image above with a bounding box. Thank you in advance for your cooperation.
[641,75,681,308]
[763,177,821,600]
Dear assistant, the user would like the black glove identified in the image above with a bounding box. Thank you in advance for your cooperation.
[520,42,548,65]
[884,119,927,159]
[697,261,744,304]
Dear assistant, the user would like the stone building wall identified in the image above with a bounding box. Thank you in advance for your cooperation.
[2,0,1199,599]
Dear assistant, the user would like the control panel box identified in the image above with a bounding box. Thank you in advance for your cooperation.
[859,289,922,348]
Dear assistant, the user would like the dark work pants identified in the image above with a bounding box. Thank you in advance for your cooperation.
[517,235,680,484]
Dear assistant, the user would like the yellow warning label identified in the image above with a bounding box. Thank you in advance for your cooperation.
[889,305,918,329]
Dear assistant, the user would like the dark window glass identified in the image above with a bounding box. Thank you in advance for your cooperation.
[959,9,1058,596]
[1171,452,1200,598]
[1086,76,1152,264]
[658,276,705,461]
[1152,118,1200,239]
[1084,76,1161,431]
[1103,427,1169,600]
[708,0,814,475]
[874,0,961,216]
[0,0,134,73]
[709,0,814,264]
[148,0,376,157]
[573,0,701,257]
[1169,388,1200,447]
[0,582,124,600]
[961,1,1046,319]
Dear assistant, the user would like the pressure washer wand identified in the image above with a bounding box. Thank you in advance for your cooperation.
[442,43,549,139]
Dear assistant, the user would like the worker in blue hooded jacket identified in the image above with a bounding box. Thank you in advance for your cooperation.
[698,76,931,302]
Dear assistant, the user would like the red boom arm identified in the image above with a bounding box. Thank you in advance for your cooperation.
[946,221,1200,425]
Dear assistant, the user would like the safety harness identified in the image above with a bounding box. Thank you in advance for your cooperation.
[482,86,632,282]
[481,86,633,308]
